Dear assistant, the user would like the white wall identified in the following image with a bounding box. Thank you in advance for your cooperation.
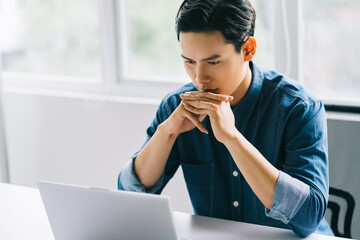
[3,91,360,238]
[2,89,193,213]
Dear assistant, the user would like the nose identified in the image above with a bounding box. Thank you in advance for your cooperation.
[195,64,211,86]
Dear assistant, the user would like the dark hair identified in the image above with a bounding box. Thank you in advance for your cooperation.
[175,0,256,53]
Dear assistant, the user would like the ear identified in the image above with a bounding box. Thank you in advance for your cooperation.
[243,37,257,62]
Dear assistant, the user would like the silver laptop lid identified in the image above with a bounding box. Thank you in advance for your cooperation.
[38,181,179,240]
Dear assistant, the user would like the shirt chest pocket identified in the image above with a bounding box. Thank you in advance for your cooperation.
[181,162,214,217]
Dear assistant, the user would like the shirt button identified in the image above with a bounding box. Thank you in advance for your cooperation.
[233,201,239,207]
[233,170,238,177]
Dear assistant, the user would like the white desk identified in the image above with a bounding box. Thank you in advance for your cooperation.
[0,183,348,240]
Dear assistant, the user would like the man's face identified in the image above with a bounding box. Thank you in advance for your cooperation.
[180,31,251,105]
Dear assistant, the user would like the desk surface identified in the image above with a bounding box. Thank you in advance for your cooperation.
[0,183,348,240]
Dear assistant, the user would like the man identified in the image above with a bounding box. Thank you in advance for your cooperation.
[118,0,333,237]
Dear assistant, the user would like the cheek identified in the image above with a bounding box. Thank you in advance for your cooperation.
[213,65,231,83]
[184,64,196,80]
[227,60,244,81]
[217,64,241,91]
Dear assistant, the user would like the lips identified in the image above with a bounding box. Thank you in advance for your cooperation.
[201,88,219,93]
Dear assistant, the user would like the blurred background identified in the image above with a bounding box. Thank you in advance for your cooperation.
[0,0,359,238]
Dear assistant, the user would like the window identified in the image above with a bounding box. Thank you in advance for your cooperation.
[121,0,185,82]
[251,0,275,70]
[0,0,101,83]
[121,0,275,82]
[0,0,359,107]
[302,0,360,104]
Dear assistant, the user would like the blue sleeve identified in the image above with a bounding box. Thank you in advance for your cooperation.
[265,171,309,224]
[118,94,181,193]
[118,156,165,193]
[265,101,329,237]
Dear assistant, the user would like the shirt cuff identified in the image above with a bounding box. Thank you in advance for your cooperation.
[118,157,164,193]
[265,171,310,224]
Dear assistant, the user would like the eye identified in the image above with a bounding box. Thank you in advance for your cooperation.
[185,60,195,65]
[208,61,221,65]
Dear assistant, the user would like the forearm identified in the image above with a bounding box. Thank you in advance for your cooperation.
[134,122,178,189]
[224,130,279,209]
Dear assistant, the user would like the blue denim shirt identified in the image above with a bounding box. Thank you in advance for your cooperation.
[118,62,333,237]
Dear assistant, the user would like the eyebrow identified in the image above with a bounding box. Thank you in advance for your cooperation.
[181,54,222,61]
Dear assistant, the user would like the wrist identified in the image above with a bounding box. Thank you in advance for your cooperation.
[222,128,243,147]
[158,121,179,139]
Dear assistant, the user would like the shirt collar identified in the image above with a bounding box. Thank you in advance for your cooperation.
[232,61,264,122]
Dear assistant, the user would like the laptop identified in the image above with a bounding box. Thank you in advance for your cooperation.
[38,181,180,240]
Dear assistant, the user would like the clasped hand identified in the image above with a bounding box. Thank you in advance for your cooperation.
[178,91,236,143]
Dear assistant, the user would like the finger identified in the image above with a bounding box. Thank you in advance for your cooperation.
[182,107,208,134]
[181,92,232,102]
[183,102,213,115]
[182,91,229,100]
[182,91,229,98]
[182,99,219,110]
[181,95,222,105]
[181,94,227,103]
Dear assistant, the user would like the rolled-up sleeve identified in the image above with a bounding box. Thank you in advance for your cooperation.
[265,100,329,237]
[265,171,309,223]
[118,157,164,193]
